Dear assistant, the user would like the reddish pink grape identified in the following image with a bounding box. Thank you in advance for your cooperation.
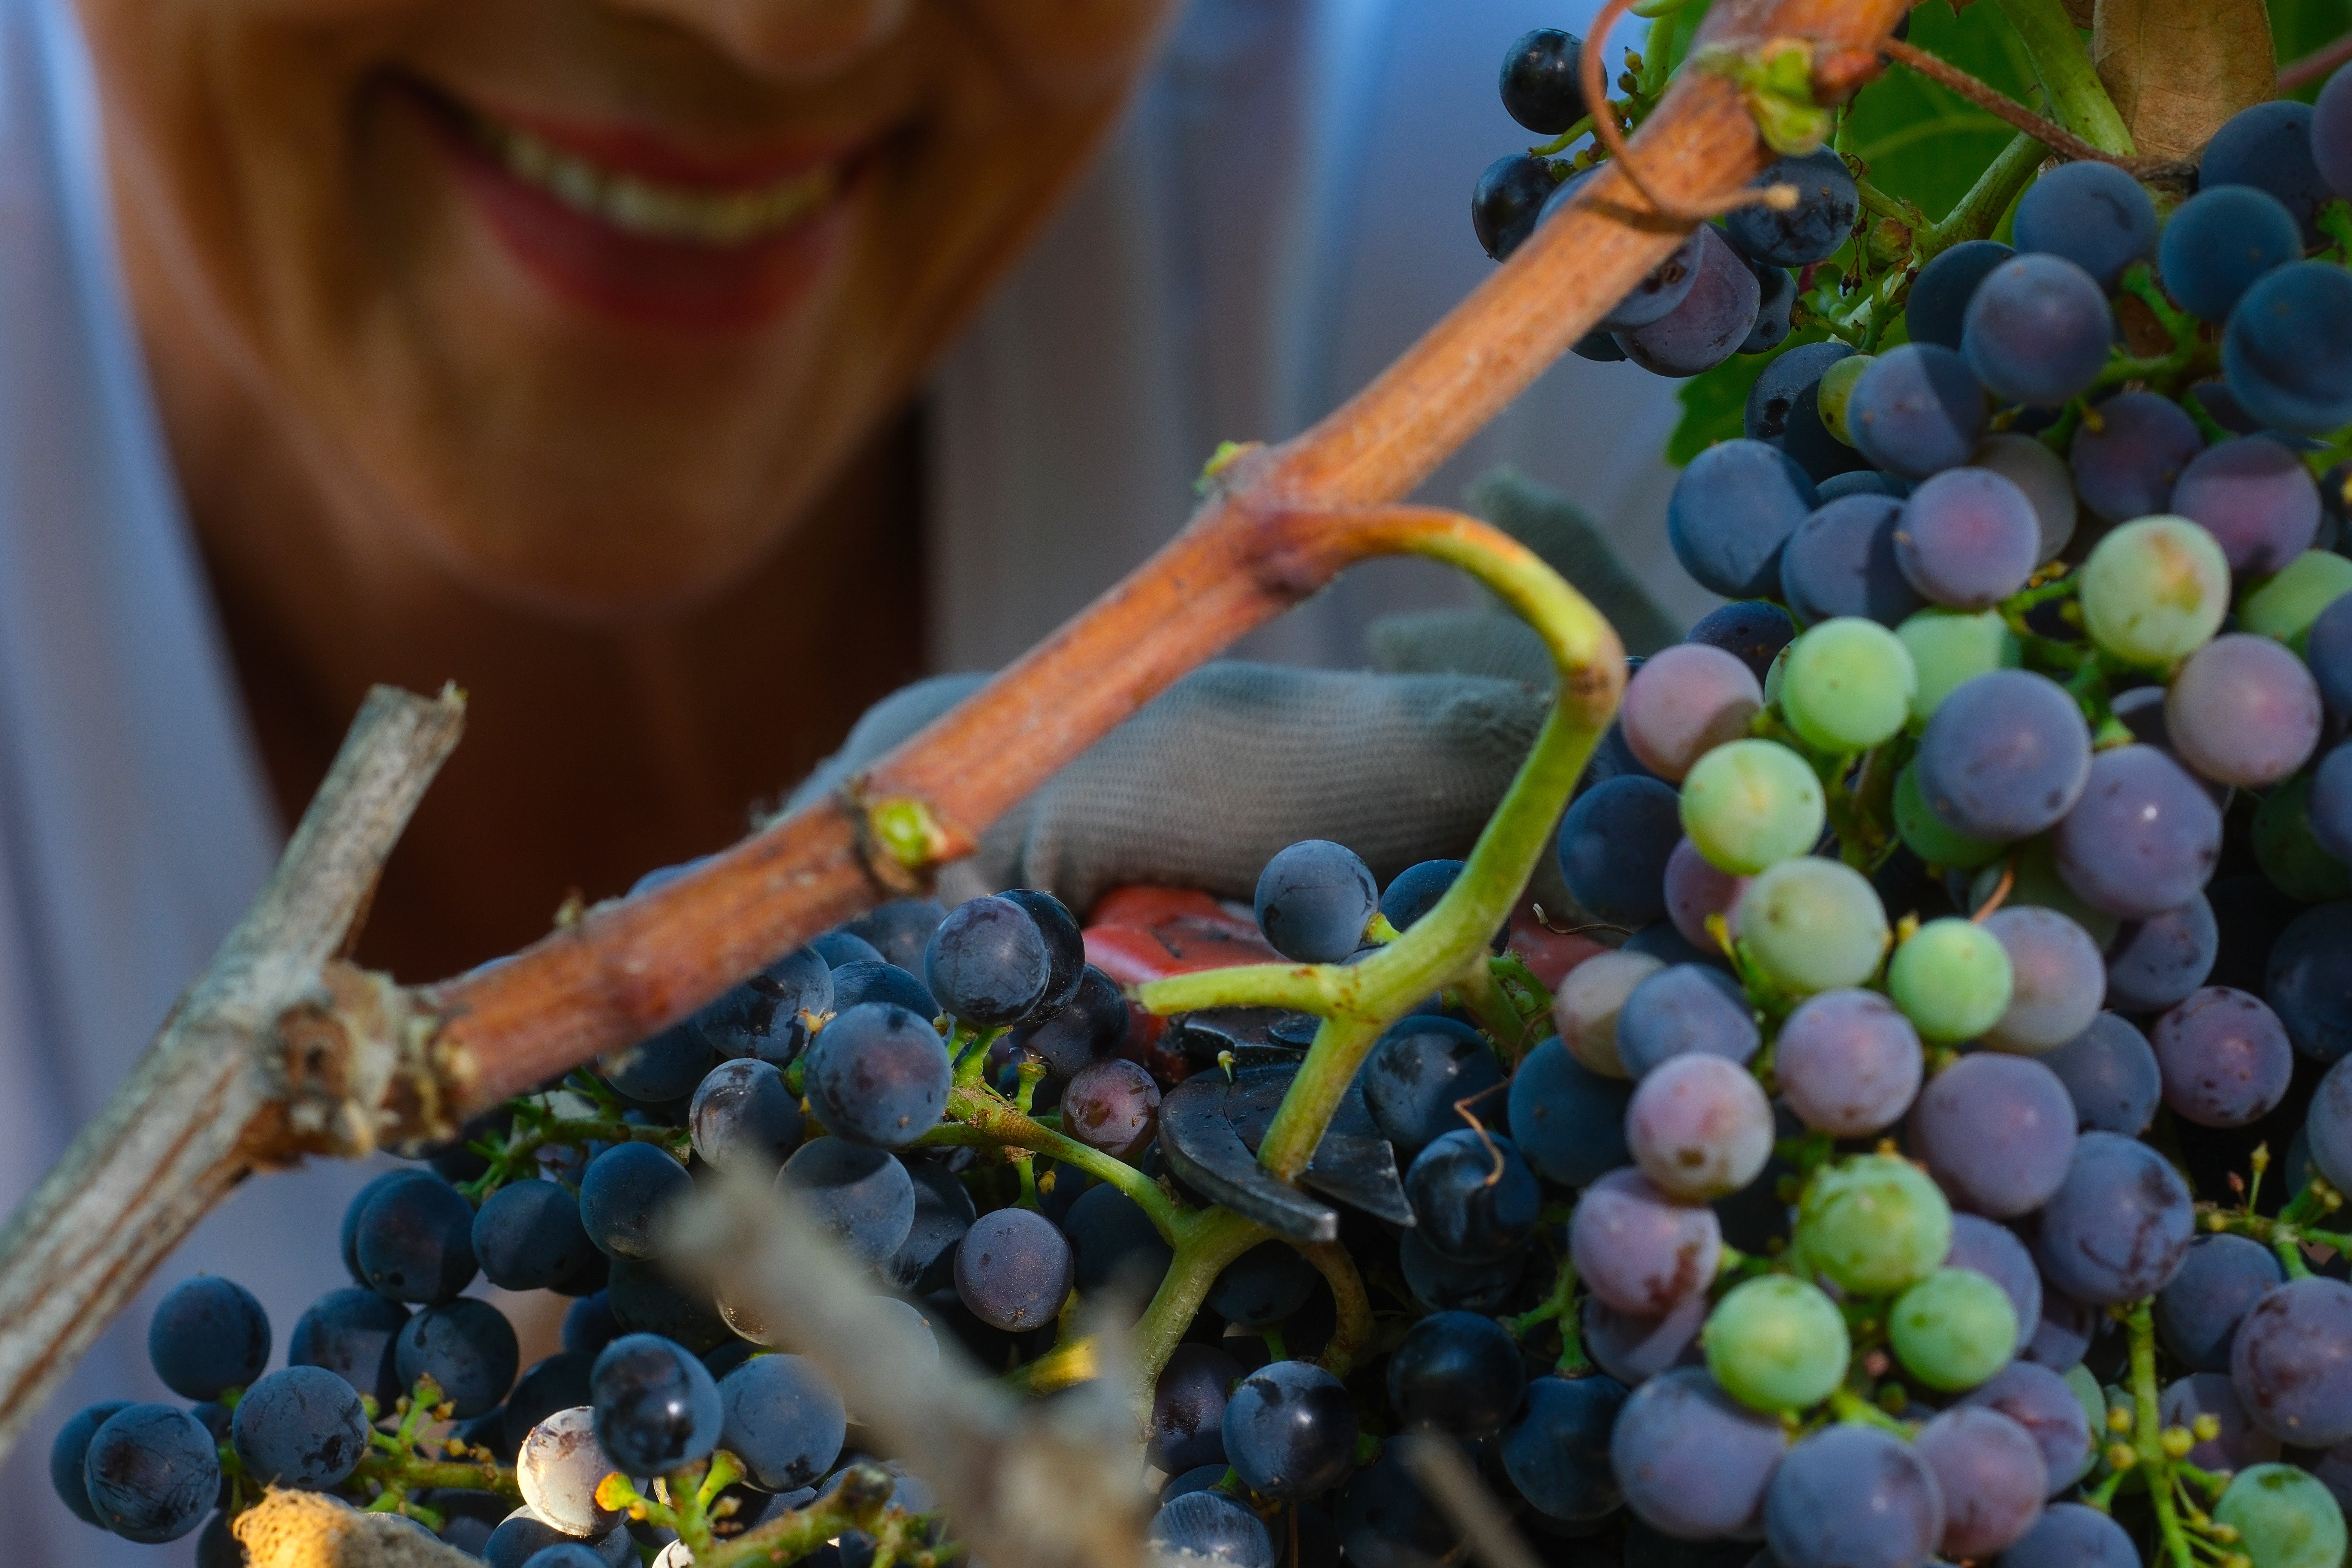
[2166,635,2323,787]
[1621,645,1763,782]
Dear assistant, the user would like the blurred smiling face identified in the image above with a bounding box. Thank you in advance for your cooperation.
[76,0,1174,617]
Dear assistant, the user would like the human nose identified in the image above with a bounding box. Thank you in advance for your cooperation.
[601,0,914,83]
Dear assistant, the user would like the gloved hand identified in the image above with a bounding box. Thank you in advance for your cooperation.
[784,469,1680,918]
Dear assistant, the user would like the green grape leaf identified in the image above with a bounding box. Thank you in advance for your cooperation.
[2273,0,2352,99]
[1840,1,2039,217]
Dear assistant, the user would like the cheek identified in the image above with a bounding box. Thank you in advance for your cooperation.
[959,0,1179,102]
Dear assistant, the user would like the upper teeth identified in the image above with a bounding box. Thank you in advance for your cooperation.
[472,112,836,246]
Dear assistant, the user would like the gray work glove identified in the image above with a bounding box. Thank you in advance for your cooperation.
[786,469,1679,917]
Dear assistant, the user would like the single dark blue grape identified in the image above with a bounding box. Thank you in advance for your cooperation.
[686,1058,804,1178]
[472,1179,596,1293]
[1398,1227,1526,1312]
[2068,390,2203,523]
[289,1286,410,1407]
[1740,254,1797,354]
[1914,1405,2047,1559]
[954,1207,1074,1331]
[2231,1276,2352,1445]
[578,1142,692,1261]
[1492,1374,1626,1525]
[1961,255,2112,409]
[1779,493,1921,627]
[1361,1015,1502,1157]
[2269,901,2352,1063]
[1727,149,1859,266]
[1914,669,2092,841]
[703,1339,757,1380]
[717,1353,844,1491]
[564,1293,621,1359]
[2152,986,2294,1128]
[804,1002,952,1150]
[1615,963,1758,1079]
[82,1404,219,1543]
[2162,184,2303,322]
[355,1171,481,1306]
[2050,744,2222,921]
[698,946,835,1064]
[148,1276,270,1400]
[1687,600,1798,685]
[1910,1052,2077,1219]
[2107,895,2219,1014]
[1389,1311,1526,1437]
[1745,340,1854,444]
[397,1298,519,1418]
[1557,775,1681,928]
[482,1509,632,1568]
[2156,1233,2283,1374]
[231,1366,369,1490]
[2012,160,2156,289]
[1506,1036,1632,1187]
[341,1168,438,1285]
[2041,1013,2162,1134]
[1060,1181,1168,1298]
[1252,839,1378,963]
[887,1158,978,1295]
[1406,1130,1540,1263]
[501,1351,595,1458]
[1765,1422,1944,1568]
[1473,153,1556,262]
[1850,343,1989,479]
[1149,1343,1245,1472]
[1335,1443,1458,1568]
[811,929,885,968]
[1995,1502,2139,1568]
[603,1259,731,1354]
[1960,1361,2092,1495]
[2176,434,2323,573]
[1207,1241,1320,1329]
[2226,262,2352,435]
[998,888,1086,1022]
[1614,226,1761,378]
[51,1400,132,1525]
[590,1333,722,1475]
[828,959,938,1018]
[926,896,1051,1026]
[845,899,946,973]
[1380,859,1465,931]
[1149,1488,1274,1568]
[599,1021,715,1105]
[2031,1131,2194,1305]
[1222,1360,1358,1500]
[1009,964,1129,1078]
[1667,439,1819,599]
[1499,28,1585,133]
[778,1138,916,1267]
[1905,240,2014,350]
[1610,1368,1787,1538]
[2203,98,2335,242]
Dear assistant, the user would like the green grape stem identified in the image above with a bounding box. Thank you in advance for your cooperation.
[1988,0,2136,155]
[2125,1300,2204,1568]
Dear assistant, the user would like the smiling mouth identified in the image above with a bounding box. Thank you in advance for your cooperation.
[452,100,842,248]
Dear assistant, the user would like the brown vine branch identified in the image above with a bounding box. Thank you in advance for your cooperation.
[1579,0,1802,220]
[0,0,1914,1466]
[2281,27,2352,92]
[1880,36,2193,178]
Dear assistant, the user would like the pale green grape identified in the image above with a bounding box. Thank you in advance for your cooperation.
[1889,1267,2018,1390]
[1704,1275,1851,1413]
[1739,856,1888,993]
[1680,739,1825,875]
[2240,549,2352,649]
[2077,515,2230,666]
[1894,765,2003,870]
[1781,619,1917,753]
[2215,1464,2348,1568]
[1796,1154,1953,1296]
[1896,608,2020,730]
[1886,917,2015,1043]
[1818,354,1874,447]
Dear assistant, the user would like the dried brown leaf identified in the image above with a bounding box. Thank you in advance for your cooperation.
[2094,0,2275,159]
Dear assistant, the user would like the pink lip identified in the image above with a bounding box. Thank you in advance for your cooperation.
[404,80,871,334]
